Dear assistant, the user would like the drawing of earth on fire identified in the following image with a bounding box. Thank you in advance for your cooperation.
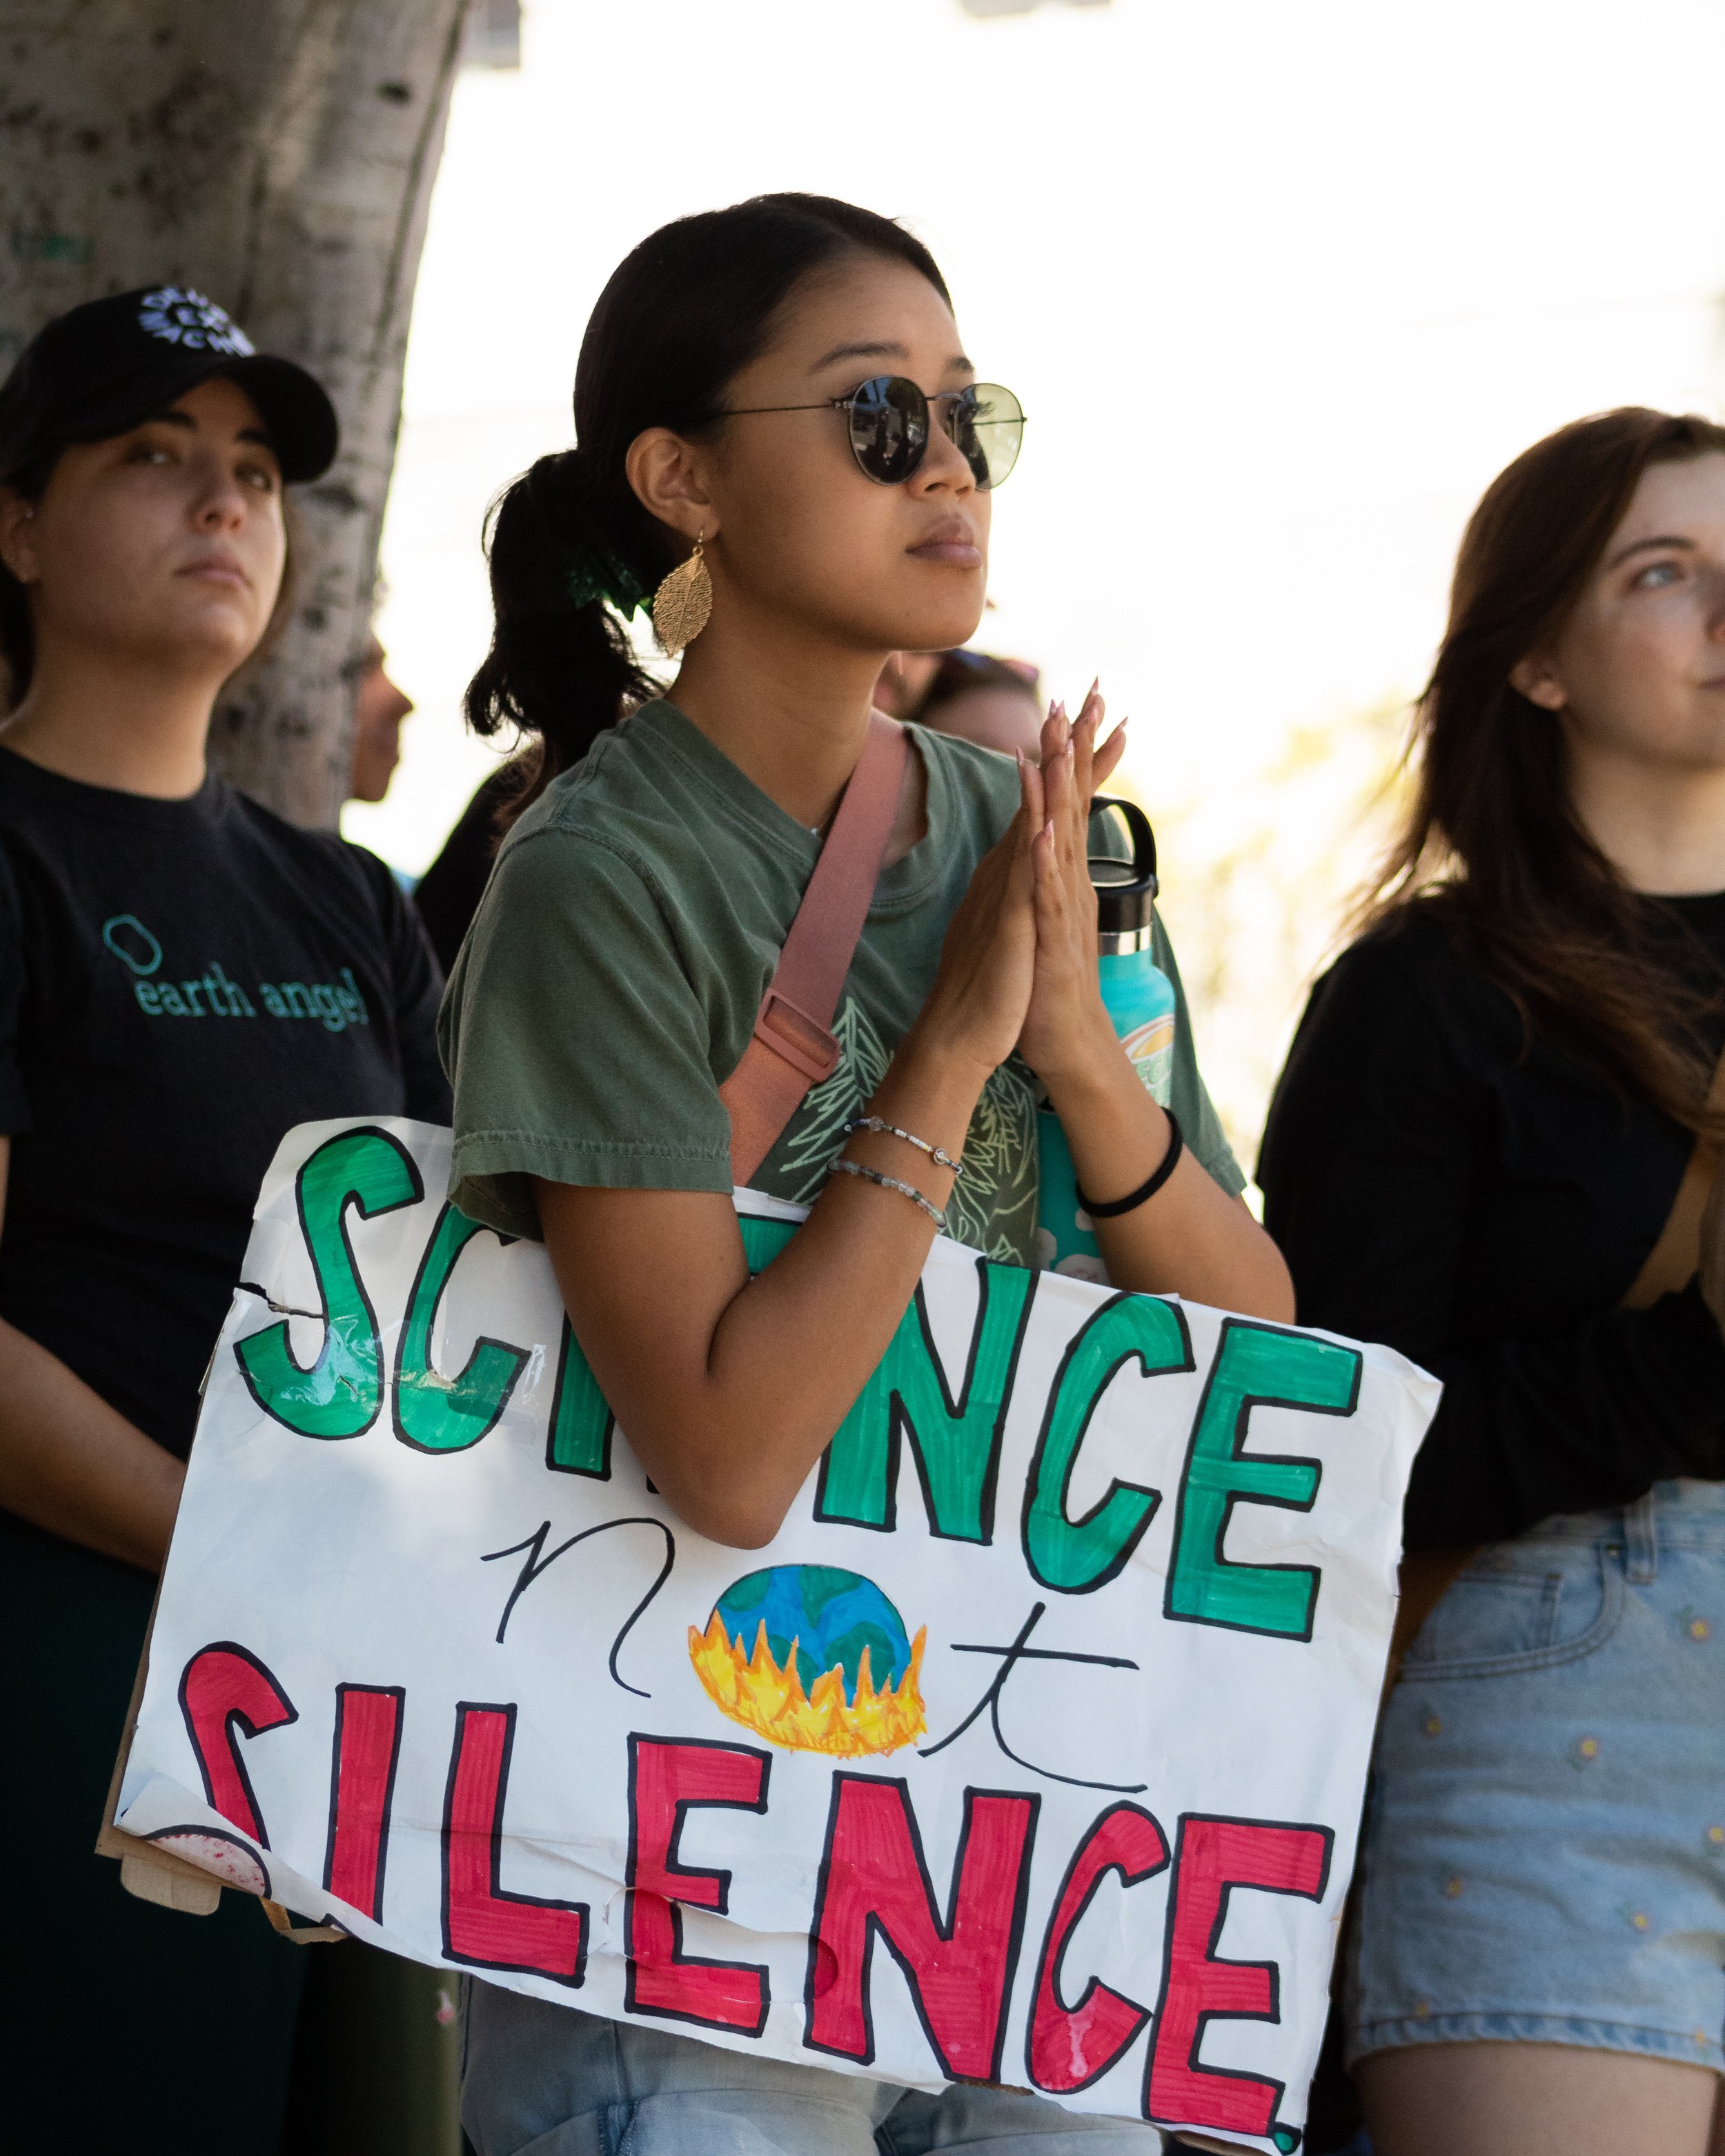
[689,1564,927,1757]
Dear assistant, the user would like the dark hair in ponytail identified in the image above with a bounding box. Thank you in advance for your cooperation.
[465,192,952,820]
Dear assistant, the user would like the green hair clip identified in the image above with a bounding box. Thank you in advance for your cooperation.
[566,544,650,620]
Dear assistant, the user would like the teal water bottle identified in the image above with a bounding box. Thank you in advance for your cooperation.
[1036,796,1175,1280]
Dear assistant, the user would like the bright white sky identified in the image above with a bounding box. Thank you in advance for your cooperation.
[348,0,1725,921]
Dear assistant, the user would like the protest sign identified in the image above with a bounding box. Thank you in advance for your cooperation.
[113,1117,1436,2151]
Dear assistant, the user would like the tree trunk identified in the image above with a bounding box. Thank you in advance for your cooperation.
[0,0,472,827]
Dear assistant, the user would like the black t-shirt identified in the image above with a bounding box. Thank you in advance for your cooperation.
[1259,897,1725,1552]
[0,748,451,1462]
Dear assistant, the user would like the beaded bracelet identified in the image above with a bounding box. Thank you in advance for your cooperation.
[843,1116,964,1173]
[1076,1111,1185,1220]
[829,1158,947,1231]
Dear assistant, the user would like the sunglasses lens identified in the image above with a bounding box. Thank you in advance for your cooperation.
[949,383,1025,490]
[848,375,928,484]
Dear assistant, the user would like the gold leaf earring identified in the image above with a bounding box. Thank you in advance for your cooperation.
[652,531,713,657]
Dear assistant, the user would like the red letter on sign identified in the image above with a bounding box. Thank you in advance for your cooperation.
[442,1701,586,1986]
[323,1683,406,1923]
[1027,1801,1169,2093]
[805,1775,1038,2083]
[1146,1814,1332,2137]
[179,1641,297,1845]
[626,1734,773,2035]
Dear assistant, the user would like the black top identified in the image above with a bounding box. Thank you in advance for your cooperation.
[0,748,451,1463]
[1259,897,1725,1552]
[412,762,518,977]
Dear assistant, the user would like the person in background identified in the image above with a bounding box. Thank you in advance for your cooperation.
[872,643,940,718]
[913,646,1045,758]
[412,753,524,975]
[346,630,415,804]
[1259,409,1725,2156]
[0,286,449,2155]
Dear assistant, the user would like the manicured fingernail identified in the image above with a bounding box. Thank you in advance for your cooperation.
[1088,676,1101,700]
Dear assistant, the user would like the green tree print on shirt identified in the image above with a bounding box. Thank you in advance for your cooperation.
[771,998,1040,1265]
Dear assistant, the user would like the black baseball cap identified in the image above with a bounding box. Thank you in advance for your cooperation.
[0,285,339,486]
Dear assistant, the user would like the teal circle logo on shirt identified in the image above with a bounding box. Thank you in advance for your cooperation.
[101,915,163,977]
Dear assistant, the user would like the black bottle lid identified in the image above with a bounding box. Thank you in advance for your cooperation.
[1088,793,1158,936]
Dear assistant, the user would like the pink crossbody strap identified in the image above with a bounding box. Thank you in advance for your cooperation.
[718,711,909,1187]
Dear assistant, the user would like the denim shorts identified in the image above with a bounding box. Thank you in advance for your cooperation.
[1348,1478,1725,2073]
[459,1984,1165,2155]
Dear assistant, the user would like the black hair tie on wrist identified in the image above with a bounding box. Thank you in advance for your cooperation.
[1076,1111,1184,1220]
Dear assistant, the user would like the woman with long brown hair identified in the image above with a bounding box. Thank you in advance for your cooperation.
[1260,408,1725,2154]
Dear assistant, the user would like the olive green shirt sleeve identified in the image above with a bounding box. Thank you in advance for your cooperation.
[1152,909,1247,1198]
[440,827,736,1238]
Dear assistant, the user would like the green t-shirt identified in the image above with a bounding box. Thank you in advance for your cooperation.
[440,700,1241,1264]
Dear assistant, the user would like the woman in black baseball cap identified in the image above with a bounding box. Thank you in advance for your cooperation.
[0,282,338,487]
[0,288,447,2150]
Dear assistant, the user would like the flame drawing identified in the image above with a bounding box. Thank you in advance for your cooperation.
[689,1610,927,1756]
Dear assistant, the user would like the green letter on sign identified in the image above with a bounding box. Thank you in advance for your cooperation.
[235,1126,423,1438]
[818,1259,1036,1543]
[738,1216,798,1274]
[546,1319,612,1478]
[393,1203,531,1452]
[1023,1293,1192,1594]
[546,1212,794,1478]
[1166,1318,1361,1639]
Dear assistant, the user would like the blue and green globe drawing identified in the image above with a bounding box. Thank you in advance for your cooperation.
[689,1563,927,1756]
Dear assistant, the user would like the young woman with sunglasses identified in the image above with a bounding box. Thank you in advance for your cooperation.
[1260,411,1725,2156]
[442,192,1290,2154]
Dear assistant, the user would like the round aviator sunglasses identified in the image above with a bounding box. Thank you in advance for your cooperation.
[726,375,1026,491]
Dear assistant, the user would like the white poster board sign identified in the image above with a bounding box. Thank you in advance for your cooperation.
[116,1118,1435,2153]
